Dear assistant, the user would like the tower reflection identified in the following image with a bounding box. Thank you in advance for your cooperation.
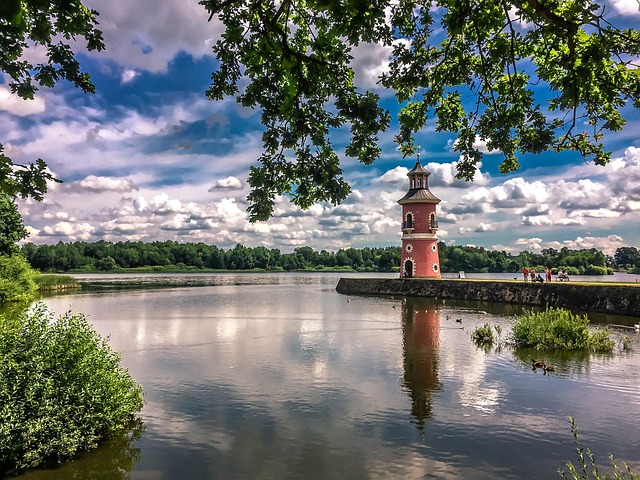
[401,298,441,432]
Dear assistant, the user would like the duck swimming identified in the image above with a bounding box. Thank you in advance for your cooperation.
[531,358,545,368]
[542,362,556,372]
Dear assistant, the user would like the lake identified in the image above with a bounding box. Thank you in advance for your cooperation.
[13,272,640,479]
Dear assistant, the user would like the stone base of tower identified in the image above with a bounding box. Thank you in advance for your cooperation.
[400,239,441,279]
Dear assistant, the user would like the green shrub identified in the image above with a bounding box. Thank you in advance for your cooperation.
[0,304,143,473]
[621,335,633,351]
[584,265,608,275]
[471,323,495,346]
[510,308,614,352]
[0,254,38,305]
[588,328,616,353]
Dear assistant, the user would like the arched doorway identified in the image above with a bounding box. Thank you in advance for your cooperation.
[404,260,414,278]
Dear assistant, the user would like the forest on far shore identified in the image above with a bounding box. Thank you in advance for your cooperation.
[19,241,640,276]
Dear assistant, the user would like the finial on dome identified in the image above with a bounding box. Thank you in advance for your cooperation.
[417,146,421,163]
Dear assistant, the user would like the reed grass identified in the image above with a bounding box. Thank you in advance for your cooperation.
[35,274,80,291]
[559,417,638,479]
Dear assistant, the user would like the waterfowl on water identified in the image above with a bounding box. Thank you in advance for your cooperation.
[455,318,462,323]
[543,362,556,372]
[531,359,545,368]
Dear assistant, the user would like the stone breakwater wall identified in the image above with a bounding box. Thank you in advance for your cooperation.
[336,278,640,317]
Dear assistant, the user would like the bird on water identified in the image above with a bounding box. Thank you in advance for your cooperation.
[531,358,545,369]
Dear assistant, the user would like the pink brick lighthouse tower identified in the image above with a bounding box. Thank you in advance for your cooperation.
[398,154,441,278]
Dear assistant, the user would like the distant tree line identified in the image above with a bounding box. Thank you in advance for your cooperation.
[20,241,401,273]
[438,244,619,275]
[19,241,640,275]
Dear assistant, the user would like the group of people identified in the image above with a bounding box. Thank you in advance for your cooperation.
[522,266,554,283]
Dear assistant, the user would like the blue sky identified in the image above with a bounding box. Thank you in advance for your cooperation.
[2,0,640,255]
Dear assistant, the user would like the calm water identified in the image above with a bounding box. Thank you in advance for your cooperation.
[12,273,640,479]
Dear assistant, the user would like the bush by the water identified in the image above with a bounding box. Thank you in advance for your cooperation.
[471,323,495,346]
[0,254,38,304]
[0,304,144,473]
[510,308,615,352]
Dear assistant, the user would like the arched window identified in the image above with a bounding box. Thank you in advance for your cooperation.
[405,213,414,229]
[430,213,438,230]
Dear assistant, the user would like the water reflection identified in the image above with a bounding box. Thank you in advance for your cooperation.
[15,420,143,480]
[6,273,640,479]
[401,298,441,432]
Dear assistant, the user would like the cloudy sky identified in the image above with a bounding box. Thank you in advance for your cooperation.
[2,0,640,255]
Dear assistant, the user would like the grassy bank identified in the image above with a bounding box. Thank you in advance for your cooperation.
[35,274,81,291]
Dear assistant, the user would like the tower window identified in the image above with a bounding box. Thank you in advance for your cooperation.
[430,213,438,230]
[405,213,414,229]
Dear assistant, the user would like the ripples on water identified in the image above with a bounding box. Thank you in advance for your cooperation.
[15,273,640,480]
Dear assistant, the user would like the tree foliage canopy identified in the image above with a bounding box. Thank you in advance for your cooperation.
[201,0,640,220]
[0,0,104,200]
[0,192,27,256]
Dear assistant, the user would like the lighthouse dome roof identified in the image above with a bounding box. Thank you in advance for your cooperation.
[398,188,441,204]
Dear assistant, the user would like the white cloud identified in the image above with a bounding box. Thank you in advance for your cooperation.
[519,204,551,216]
[376,166,407,184]
[41,221,96,240]
[522,215,553,226]
[101,218,153,234]
[492,243,518,253]
[555,217,586,226]
[121,69,139,84]
[475,222,495,232]
[450,135,501,154]
[215,198,246,222]
[553,179,609,210]
[148,193,185,214]
[133,196,148,212]
[609,146,640,200]
[209,176,244,191]
[351,40,406,91]
[0,86,46,116]
[610,0,640,16]
[546,235,625,256]
[427,160,490,188]
[76,175,138,192]
[83,0,218,73]
[567,209,622,218]
[515,237,543,250]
